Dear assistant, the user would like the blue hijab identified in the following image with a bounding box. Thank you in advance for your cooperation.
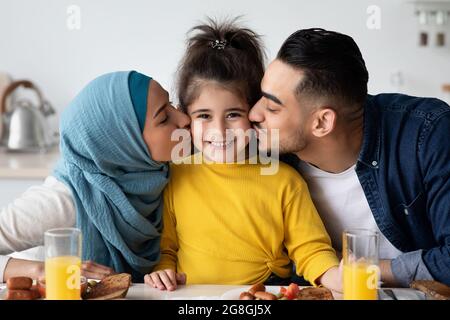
[54,71,169,281]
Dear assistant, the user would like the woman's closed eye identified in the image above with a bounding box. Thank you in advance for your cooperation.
[160,116,168,124]
[158,103,178,125]
[158,111,169,125]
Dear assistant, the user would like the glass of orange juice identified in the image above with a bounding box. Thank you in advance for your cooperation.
[343,229,380,300]
[44,228,82,300]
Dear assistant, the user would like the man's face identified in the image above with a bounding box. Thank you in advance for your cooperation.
[249,59,311,155]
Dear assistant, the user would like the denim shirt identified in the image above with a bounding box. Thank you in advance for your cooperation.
[283,93,450,286]
[358,93,450,286]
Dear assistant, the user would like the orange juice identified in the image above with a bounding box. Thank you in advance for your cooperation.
[343,262,379,300]
[45,255,81,300]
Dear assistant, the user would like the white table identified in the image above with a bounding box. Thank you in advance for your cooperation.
[0,283,426,300]
[123,284,426,300]
[125,284,245,300]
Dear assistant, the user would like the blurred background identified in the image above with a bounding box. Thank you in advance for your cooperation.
[1,0,450,108]
[0,0,449,211]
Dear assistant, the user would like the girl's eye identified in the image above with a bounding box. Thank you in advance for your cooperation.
[226,112,242,119]
[197,114,210,119]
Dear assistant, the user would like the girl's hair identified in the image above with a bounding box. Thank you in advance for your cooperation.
[177,17,265,112]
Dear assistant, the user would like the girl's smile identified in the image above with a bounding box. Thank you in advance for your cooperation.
[208,139,235,149]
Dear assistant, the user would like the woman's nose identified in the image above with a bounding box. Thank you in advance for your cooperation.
[175,108,190,129]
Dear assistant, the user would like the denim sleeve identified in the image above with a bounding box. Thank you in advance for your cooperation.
[418,112,450,285]
[391,250,434,287]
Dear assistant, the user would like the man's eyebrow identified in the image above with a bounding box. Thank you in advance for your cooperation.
[262,91,283,105]
[153,102,168,119]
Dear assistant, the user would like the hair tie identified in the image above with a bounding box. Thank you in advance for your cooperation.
[209,39,227,50]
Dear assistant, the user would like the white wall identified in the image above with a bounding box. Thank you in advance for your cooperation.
[1,0,449,113]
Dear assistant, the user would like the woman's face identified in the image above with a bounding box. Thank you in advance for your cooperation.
[143,80,190,162]
[188,83,252,163]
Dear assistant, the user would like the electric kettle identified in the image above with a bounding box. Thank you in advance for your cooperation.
[0,80,57,152]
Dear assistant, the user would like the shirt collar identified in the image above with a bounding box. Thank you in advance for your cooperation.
[358,94,381,169]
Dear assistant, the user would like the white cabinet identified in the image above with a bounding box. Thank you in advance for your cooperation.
[0,179,44,208]
[0,148,59,211]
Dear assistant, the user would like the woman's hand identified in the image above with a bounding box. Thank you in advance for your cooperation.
[81,260,115,280]
[3,258,115,282]
[3,259,44,282]
[144,269,186,291]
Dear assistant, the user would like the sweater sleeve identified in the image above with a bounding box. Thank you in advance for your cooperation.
[0,176,76,255]
[153,184,178,272]
[283,182,339,286]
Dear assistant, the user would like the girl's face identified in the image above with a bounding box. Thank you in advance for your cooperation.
[188,83,252,163]
[143,80,191,162]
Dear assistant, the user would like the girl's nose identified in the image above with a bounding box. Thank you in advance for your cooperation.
[214,118,227,137]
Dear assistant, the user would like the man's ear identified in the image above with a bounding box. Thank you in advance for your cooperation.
[310,108,337,138]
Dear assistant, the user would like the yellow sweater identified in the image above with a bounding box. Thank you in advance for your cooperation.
[154,156,339,285]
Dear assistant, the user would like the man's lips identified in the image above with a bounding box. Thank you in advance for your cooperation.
[252,125,266,137]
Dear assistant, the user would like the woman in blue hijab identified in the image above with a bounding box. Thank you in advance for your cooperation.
[0,71,190,282]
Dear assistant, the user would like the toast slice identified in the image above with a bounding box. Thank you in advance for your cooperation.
[83,273,131,300]
[410,280,450,300]
[297,287,334,300]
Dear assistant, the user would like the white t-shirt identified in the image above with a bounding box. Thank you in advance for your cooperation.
[297,161,403,260]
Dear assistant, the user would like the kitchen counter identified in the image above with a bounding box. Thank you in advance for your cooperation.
[0,147,60,179]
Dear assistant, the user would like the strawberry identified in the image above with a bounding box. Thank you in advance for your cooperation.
[285,283,300,300]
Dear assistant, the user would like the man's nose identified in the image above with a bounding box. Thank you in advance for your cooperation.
[249,102,264,123]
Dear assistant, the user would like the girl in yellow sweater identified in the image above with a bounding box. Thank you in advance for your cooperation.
[145,19,341,292]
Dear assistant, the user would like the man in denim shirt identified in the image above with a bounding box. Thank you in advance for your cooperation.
[250,28,450,287]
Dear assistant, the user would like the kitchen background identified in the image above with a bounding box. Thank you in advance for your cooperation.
[0,0,450,210]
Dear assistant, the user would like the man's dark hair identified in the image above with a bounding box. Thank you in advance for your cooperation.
[277,28,369,116]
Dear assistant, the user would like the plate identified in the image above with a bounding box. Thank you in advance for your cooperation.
[221,285,283,300]
[378,288,426,300]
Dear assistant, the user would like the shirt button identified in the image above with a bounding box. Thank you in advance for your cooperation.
[372,161,378,167]
[404,208,409,215]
